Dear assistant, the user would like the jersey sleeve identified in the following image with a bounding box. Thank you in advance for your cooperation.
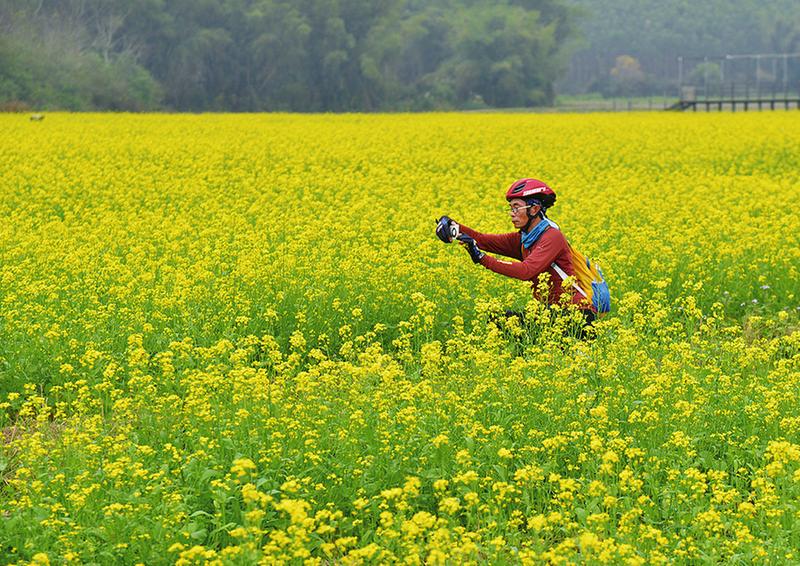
[478,229,564,281]
[458,224,522,260]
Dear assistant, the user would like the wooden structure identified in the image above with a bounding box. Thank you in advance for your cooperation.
[668,53,800,112]
[668,97,800,112]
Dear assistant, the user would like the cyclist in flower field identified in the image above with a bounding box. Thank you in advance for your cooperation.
[436,178,601,335]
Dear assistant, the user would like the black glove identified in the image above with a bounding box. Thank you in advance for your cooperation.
[457,234,485,264]
[435,216,459,243]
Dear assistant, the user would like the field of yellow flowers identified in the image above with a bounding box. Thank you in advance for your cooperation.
[1,112,799,565]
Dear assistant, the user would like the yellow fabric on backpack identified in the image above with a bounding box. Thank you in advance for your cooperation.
[567,244,598,303]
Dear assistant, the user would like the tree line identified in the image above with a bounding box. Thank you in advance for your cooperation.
[0,0,578,111]
[562,0,800,96]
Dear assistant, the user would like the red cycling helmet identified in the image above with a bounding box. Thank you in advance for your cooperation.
[505,179,556,208]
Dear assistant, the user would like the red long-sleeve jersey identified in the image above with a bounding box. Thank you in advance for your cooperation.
[459,223,593,311]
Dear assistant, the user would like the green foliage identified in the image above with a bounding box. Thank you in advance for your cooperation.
[0,4,161,111]
[570,0,800,60]
[564,0,800,94]
[687,62,723,89]
[0,0,577,111]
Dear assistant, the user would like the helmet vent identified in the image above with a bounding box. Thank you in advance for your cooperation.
[512,182,526,194]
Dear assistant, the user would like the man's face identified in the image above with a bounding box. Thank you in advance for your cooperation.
[508,198,540,229]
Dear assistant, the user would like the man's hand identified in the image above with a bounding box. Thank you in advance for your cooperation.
[435,216,459,243]
[456,234,485,264]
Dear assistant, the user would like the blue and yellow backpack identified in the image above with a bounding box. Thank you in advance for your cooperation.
[551,244,611,314]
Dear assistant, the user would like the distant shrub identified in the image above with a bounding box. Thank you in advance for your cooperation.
[0,100,31,112]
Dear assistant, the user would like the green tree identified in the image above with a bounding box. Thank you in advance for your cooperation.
[1,0,579,111]
[0,0,160,110]
[563,0,800,94]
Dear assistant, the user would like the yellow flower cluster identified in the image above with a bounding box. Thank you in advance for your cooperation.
[0,112,799,564]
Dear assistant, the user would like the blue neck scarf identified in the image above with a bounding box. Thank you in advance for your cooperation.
[521,218,557,249]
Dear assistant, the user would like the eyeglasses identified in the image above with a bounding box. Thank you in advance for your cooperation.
[509,205,533,215]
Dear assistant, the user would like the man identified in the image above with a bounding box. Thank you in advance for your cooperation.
[436,178,596,334]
